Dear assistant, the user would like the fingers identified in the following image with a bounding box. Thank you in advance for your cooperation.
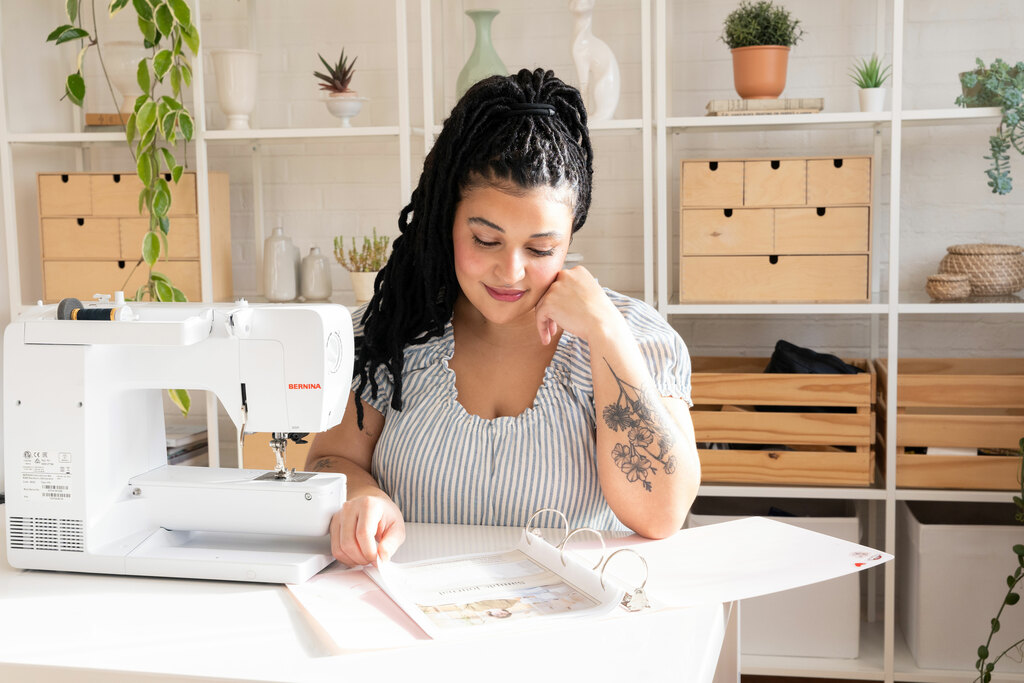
[329,497,406,567]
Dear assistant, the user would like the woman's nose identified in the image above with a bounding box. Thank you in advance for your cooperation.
[496,249,525,284]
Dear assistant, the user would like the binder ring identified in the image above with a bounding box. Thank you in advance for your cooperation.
[523,508,570,546]
[599,548,649,592]
[558,527,606,570]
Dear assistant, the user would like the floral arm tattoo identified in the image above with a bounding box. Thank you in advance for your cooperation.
[601,359,677,492]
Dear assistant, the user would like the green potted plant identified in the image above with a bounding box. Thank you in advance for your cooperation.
[849,54,891,113]
[334,228,390,305]
[720,0,805,99]
[47,0,199,416]
[316,49,367,127]
[956,58,1024,195]
[973,438,1024,682]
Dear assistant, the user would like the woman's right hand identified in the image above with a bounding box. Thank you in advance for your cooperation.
[329,495,407,567]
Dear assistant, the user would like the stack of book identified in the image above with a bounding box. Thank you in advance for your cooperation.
[706,98,824,116]
[166,427,208,466]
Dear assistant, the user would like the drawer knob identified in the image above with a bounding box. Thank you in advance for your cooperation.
[708,161,719,171]
[816,207,827,217]
[61,174,69,182]
[833,159,844,169]
[769,255,779,265]
[118,260,126,269]
[113,174,121,182]
[723,208,733,218]
[770,160,780,170]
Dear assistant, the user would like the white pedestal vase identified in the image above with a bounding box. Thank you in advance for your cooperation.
[211,49,259,130]
[104,41,147,115]
[325,93,368,127]
[858,87,886,112]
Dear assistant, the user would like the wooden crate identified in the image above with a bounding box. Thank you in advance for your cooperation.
[875,359,1024,490]
[690,356,876,486]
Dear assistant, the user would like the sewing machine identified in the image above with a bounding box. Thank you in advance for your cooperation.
[3,299,353,583]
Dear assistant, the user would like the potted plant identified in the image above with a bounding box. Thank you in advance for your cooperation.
[850,54,891,113]
[316,49,367,127]
[47,0,199,416]
[956,58,1024,195]
[334,228,390,305]
[720,0,804,100]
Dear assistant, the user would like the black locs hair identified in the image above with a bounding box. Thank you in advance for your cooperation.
[352,68,594,428]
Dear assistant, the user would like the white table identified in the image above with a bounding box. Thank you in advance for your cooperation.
[0,505,737,682]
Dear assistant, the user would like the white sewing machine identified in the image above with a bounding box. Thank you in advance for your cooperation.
[3,298,353,584]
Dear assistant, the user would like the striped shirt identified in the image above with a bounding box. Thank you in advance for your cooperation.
[352,290,692,531]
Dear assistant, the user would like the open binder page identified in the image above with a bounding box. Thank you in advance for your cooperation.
[364,531,623,639]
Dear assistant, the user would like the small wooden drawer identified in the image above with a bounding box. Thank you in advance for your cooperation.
[774,207,870,254]
[681,161,743,207]
[38,174,92,216]
[680,254,869,302]
[120,217,200,259]
[41,218,120,259]
[681,209,773,255]
[43,259,201,303]
[91,172,197,216]
[744,159,806,206]
[807,158,871,205]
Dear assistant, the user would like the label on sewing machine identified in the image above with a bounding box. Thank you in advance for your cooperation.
[20,450,73,502]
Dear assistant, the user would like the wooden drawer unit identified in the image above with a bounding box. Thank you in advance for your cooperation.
[679,155,872,302]
[37,172,231,303]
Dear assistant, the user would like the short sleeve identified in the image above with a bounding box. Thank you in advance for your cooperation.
[610,292,693,406]
[350,304,393,415]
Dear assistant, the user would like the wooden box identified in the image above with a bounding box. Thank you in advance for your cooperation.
[37,172,232,303]
[690,356,876,486]
[679,156,872,303]
[876,358,1024,490]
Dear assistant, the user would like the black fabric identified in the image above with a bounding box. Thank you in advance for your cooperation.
[764,339,863,375]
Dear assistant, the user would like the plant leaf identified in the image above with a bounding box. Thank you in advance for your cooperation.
[153,49,172,79]
[66,73,85,106]
[167,388,190,417]
[138,16,157,44]
[170,64,181,97]
[160,146,175,173]
[161,95,183,110]
[136,57,151,94]
[155,4,173,37]
[182,23,199,54]
[109,0,130,15]
[155,279,173,302]
[179,111,193,141]
[137,100,157,134]
[179,62,192,88]
[131,0,152,21]
[75,45,90,73]
[171,287,187,302]
[171,165,183,184]
[47,25,74,42]
[1007,593,1021,605]
[67,0,79,22]
[125,112,137,145]
[158,215,170,235]
[137,150,155,187]
[150,271,171,284]
[152,178,171,216]
[53,26,90,45]
[142,230,160,266]
[168,0,191,27]
[1013,544,1024,556]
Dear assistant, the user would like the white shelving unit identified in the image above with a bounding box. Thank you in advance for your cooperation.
[1,2,1022,682]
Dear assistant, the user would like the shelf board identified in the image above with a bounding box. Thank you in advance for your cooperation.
[897,289,1024,314]
[901,106,1001,126]
[667,111,892,133]
[894,488,1020,504]
[203,126,402,141]
[8,132,126,144]
[742,619,885,680]
[665,302,888,316]
[698,484,887,501]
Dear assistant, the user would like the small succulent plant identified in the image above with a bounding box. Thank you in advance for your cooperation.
[315,49,358,95]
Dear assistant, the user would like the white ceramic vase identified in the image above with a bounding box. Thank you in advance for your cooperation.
[104,41,147,115]
[325,93,368,127]
[349,271,377,305]
[858,87,886,113]
[301,246,333,301]
[569,0,621,121]
[211,49,259,130]
[263,226,297,302]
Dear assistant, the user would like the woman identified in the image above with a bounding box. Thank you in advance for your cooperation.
[306,68,700,567]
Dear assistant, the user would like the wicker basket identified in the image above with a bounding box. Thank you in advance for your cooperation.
[925,273,970,301]
[938,243,1024,296]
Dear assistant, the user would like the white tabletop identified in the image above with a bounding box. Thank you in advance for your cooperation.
[0,506,731,683]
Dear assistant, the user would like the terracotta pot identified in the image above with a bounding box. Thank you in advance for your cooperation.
[731,45,790,100]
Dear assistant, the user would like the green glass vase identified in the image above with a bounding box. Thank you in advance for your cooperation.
[455,9,508,99]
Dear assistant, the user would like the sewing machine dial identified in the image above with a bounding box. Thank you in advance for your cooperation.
[325,331,343,373]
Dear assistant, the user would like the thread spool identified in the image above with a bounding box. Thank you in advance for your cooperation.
[56,297,133,321]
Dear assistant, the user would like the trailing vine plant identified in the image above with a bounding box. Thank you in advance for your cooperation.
[956,58,1024,195]
[47,0,198,415]
[974,437,1024,682]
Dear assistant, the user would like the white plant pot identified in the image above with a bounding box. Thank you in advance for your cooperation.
[104,41,147,115]
[325,94,368,127]
[349,271,378,305]
[211,49,259,130]
[858,87,886,113]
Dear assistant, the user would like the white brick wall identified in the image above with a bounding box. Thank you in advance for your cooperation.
[1,0,1022,361]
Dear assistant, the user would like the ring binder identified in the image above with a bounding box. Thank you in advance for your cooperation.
[600,548,651,612]
[523,507,570,546]
[558,527,606,570]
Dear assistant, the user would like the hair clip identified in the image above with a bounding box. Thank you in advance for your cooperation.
[496,102,557,119]
[557,527,606,570]
[599,548,650,612]
[523,507,569,547]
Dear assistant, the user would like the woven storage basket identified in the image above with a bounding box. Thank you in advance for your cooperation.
[925,273,970,300]
[938,243,1024,296]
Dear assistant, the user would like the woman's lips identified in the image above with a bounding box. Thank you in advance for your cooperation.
[484,285,526,302]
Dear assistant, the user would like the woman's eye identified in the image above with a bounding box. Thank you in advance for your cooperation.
[472,235,499,248]
[529,248,555,257]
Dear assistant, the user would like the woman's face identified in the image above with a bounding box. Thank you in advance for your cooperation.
[452,182,574,327]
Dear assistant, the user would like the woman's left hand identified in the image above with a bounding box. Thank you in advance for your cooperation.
[534,265,626,345]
